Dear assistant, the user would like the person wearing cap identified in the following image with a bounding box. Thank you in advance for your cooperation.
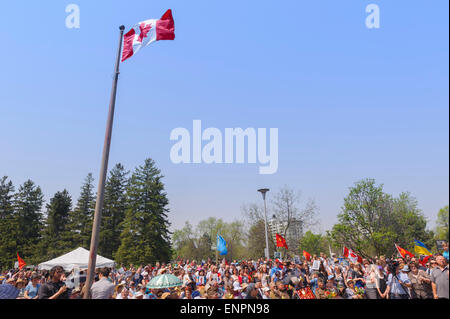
[112,282,124,299]
[134,290,144,299]
[384,264,411,299]
[344,279,359,299]
[70,287,82,299]
[232,280,243,299]
[15,279,26,299]
[116,287,129,299]
[261,286,270,299]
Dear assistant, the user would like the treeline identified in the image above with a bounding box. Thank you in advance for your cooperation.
[300,180,447,257]
[172,179,448,261]
[0,158,172,270]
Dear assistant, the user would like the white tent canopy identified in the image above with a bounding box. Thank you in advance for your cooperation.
[38,247,116,271]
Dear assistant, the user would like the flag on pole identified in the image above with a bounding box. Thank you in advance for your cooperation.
[217,235,227,255]
[414,240,433,256]
[395,244,415,259]
[17,253,26,270]
[122,9,175,62]
[343,246,363,263]
[276,233,288,249]
[303,250,311,261]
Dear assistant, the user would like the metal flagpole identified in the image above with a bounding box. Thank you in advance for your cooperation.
[83,25,125,299]
[257,189,270,260]
[216,235,219,265]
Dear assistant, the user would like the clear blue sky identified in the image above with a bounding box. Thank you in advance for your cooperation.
[0,1,448,233]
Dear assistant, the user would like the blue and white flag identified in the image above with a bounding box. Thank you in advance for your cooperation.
[217,235,228,255]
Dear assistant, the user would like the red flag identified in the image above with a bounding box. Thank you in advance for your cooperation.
[122,9,175,62]
[343,246,363,263]
[303,250,311,261]
[17,253,26,270]
[276,233,288,249]
[419,254,432,267]
[395,244,415,259]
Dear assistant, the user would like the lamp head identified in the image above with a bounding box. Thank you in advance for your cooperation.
[257,188,270,200]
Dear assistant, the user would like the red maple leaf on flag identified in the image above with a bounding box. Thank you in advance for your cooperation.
[138,23,152,43]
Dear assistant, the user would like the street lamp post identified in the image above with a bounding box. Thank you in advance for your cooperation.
[258,188,270,260]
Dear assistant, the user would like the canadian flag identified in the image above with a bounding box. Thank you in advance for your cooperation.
[343,246,363,263]
[122,9,175,62]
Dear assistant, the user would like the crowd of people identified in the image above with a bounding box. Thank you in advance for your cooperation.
[1,246,448,300]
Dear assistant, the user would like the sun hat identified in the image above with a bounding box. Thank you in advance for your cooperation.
[135,291,144,298]
[401,265,410,272]
[233,281,242,291]
[160,292,171,299]
[328,275,335,280]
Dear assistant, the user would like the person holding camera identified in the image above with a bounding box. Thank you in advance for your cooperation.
[384,264,411,299]
[38,266,69,299]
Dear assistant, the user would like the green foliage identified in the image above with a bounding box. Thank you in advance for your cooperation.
[0,177,19,270]
[40,190,73,260]
[14,179,44,264]
[435,205,449,240]
[172,217,247,262]
[172,222,214,261]
[298,231,329,256]
[329,179,434,257]
[98,164,129,259]
[247,220,267,259]
[115,159,172,265]
[68,173,95,249]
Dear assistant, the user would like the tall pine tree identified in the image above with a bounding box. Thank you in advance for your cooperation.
[115,159,172,265]
[40,190,73,260]
[0,176,19,270]
[14,179,44,264]
[68,173,95,249]
[98,163,129,259]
